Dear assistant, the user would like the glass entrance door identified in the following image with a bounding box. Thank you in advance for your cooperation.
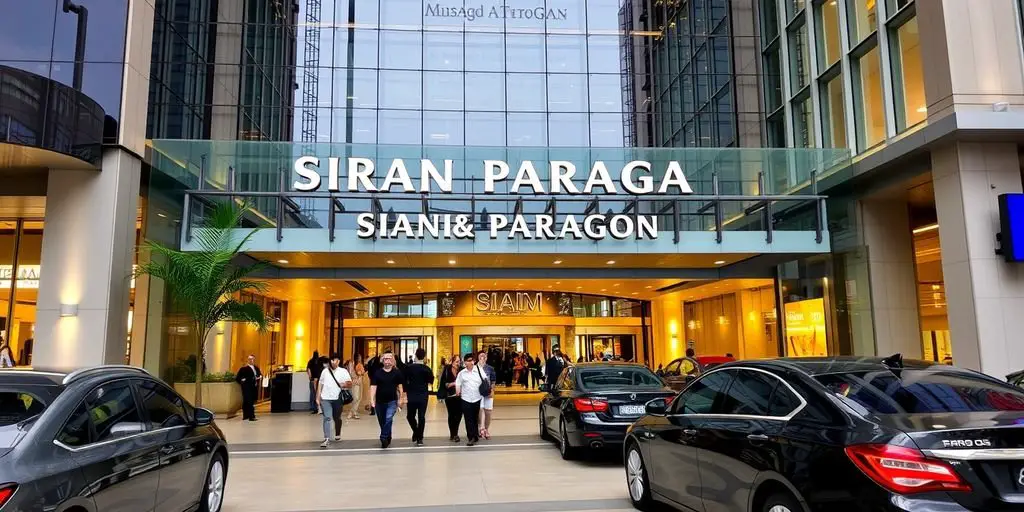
[583,335,636,362]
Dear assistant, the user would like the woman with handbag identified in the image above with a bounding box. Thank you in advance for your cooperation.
[437,357,463,442]
[317,353,353,448]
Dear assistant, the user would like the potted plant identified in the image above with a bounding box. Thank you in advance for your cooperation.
[169,357,243,417]
[137,202,269,407]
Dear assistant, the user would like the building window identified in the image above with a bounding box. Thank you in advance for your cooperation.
[890,16,925,131]
[793,94,815,148]
[887,0,912,13]
[789,21,811,92]
[847,0,879,45]
[766,111,787,148]
[764,47,784,112]
[820,73,848,148]
[785,0,804,20]
[815,0,842,69]
[853,46,885,150]
[761,0,780,44]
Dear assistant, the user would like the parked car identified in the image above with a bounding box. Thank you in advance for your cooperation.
[1008,369,1024,388]
[660,355,736,390]
[624,355,1024,512]
[0,365,229,512]
[539,362,674,460]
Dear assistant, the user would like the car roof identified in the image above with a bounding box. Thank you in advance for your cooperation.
[573,361,650,369]
[720,356,962,377]
[0,365,153,387]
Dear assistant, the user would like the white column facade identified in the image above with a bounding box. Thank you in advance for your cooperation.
[932,142,1024,378]
[34,149,142,370]
[859,199,922,357]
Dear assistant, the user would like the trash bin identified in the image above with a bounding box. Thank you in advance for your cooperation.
[270,372,293,413]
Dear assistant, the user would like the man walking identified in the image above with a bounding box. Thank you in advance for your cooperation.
[404,348,434,446]
[545,347,567,386]
[316,353,352,448]
[477,350,497,439]
[235,354,262,422]
[369,351,405,448]
[455,353,484,446]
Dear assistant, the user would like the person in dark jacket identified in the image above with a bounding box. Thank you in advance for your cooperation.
[235,354,262,421]
[437,357,463,442]
[545,347,567,386]
[404,348,435,446]
[306,350,322,414]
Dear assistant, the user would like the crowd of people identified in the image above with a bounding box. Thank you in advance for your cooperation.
[303,346,571,449]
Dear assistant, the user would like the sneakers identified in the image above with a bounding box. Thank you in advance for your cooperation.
[416,440,424,447]
[320,439,330,449]
[334,436,341,441]
[450,435,461,443]
[467,439,477,447]
[381,437,391,449]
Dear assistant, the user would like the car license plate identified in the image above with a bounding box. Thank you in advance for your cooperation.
[619,405,645,416]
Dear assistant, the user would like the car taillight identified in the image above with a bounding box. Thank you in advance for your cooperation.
[0,484,16,508]
[845,444,971,494]
[574,397,609,413]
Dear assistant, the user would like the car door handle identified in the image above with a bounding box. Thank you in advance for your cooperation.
[747,434,769,442]
[160,445,175,455]
[682,429,698,436]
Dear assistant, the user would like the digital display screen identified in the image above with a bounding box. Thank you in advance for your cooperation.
[999,193,1024,262]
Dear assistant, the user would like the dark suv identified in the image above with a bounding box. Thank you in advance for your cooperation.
[0,366,229,512]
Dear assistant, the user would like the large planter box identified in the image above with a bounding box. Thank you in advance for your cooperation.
[173,382,242,419]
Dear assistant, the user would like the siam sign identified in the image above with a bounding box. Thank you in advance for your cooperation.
[293,157,696,241]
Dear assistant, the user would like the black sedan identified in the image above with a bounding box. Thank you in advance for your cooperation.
[624,355,1024,512]
[539,362,674,459]
[0,365,229,512]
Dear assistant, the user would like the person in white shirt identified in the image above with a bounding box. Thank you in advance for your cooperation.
[0,338,13,368]
[455,353,486,446]
[317,353,353,448]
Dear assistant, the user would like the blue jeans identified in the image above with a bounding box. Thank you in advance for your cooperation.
[376,400,398,440]
[321,399,342,439]
[309,380,317,411]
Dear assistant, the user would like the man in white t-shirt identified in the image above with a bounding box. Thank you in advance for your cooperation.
[455,353,485,446]
[317,353,352,448]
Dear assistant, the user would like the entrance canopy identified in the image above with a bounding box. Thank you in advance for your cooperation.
[149,140,849,277]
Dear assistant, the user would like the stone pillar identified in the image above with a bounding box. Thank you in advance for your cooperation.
[932,142,1024,378]
[34,149,142,369]
[859,199,922,357]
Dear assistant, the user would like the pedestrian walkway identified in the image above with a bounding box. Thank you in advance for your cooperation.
[220,394,632,512]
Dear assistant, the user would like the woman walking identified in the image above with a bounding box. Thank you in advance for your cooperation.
[347,354,365,419]
[317,353,352,448]
[437,357,463,442]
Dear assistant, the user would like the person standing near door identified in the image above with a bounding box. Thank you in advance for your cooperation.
[437,357,463,442]
[235,354,262,422]
[455,353,485,447]
[317,353,352,448]
[545,347,567,386]
[369,352,405,449]
[403,348,434,446]
[306,351,322,415]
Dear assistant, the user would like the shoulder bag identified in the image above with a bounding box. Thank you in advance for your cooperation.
[325,367,354,405]
[477,366,492,398]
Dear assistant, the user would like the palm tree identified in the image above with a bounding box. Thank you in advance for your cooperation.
[137,201,269,406]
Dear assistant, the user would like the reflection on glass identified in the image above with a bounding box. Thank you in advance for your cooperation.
[891,17,925,131]
[508,113,547,146]
[466,73,506,111]
[761,0,780,43]
[507,73,547,112]
[767,112,786,148]
[424,72,464,110]
[821,75,848,148]
[549,113,589,147]
[380,30,422,70]
[764,48,783,111]
[789,23,810,91]
[887,0,912,14]
[423,111,464,145]
[794,95,815,148]
[816,0,842,69]
[847,0,878,44]
[424,32,464,71]
[547,74,587,112]
[466,112,506,146]
[854,46,885,149]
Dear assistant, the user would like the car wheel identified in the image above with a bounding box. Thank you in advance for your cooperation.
[199,453,226,512]
[625,443,653,510]
[763,491,801,512]
[539,406,553,441]
[559,418,577,460]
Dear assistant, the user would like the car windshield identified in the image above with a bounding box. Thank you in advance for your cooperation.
[0,390,47,448]
[578,367,663,390]
[815,369,1024,414]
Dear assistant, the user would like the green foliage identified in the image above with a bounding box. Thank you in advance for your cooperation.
[137,201,270,404]
[202,372,237,383]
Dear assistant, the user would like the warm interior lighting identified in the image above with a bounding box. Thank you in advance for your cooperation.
[277,259,289,264]
[606,260,616,265]
[553,260,562,264]
[916,106,927,113]
[60,304,78,317]
[714,260,726,265]
[386,260,396,264]
[913,224,939,234]
[448,259,457,265]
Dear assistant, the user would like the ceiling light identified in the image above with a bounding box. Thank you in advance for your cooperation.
[320,286,327,290]
[600,288,607,292]
[387,259,396,264]
[448,259,457,265]
[553,260,562,265]
[157,213,167,218]
[916,105,927,114]
[631,292,638,295]
[547,285,552,288]
[555,281,561,285]
[714,260,726,265]
[606,260,616,265]
[576,286,582,289]
[277,259,289,264]
[645,285,652,289]
[613,283,620,287]
[913,223,939,234]
[330,293,336,297]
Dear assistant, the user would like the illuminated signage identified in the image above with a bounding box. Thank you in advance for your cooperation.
[424,4,569,22]
[475,291,543,315]
[293,157,695,241]
[0,265,41,289]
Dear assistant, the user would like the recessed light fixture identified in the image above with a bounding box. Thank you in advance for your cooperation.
[157,213,167,218]
[606,260,616,265]
[553,260,563,265]
[714,260,726,265]
[320,286,327,290]
[555,281,561,285]
[600,288,607,292]
[631,292,638,295]
[613,283,620,287]
[277,259,289,264]
[645,285,652,289]
[330,293,336,297]
[448,259,457,265]
[576,286,582,289]
[386,259,396,264]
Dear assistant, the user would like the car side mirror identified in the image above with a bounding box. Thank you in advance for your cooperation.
[538,383,551,393]
[194,407,215,426]
[110,421,147,438]
[645,398,668,416]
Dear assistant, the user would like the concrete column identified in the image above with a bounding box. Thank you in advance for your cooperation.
[35,149,141,369]
[859,199,922,357]
[932,142,1024,378]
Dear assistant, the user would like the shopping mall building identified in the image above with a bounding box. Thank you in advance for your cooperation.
[3,0,1024,384]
